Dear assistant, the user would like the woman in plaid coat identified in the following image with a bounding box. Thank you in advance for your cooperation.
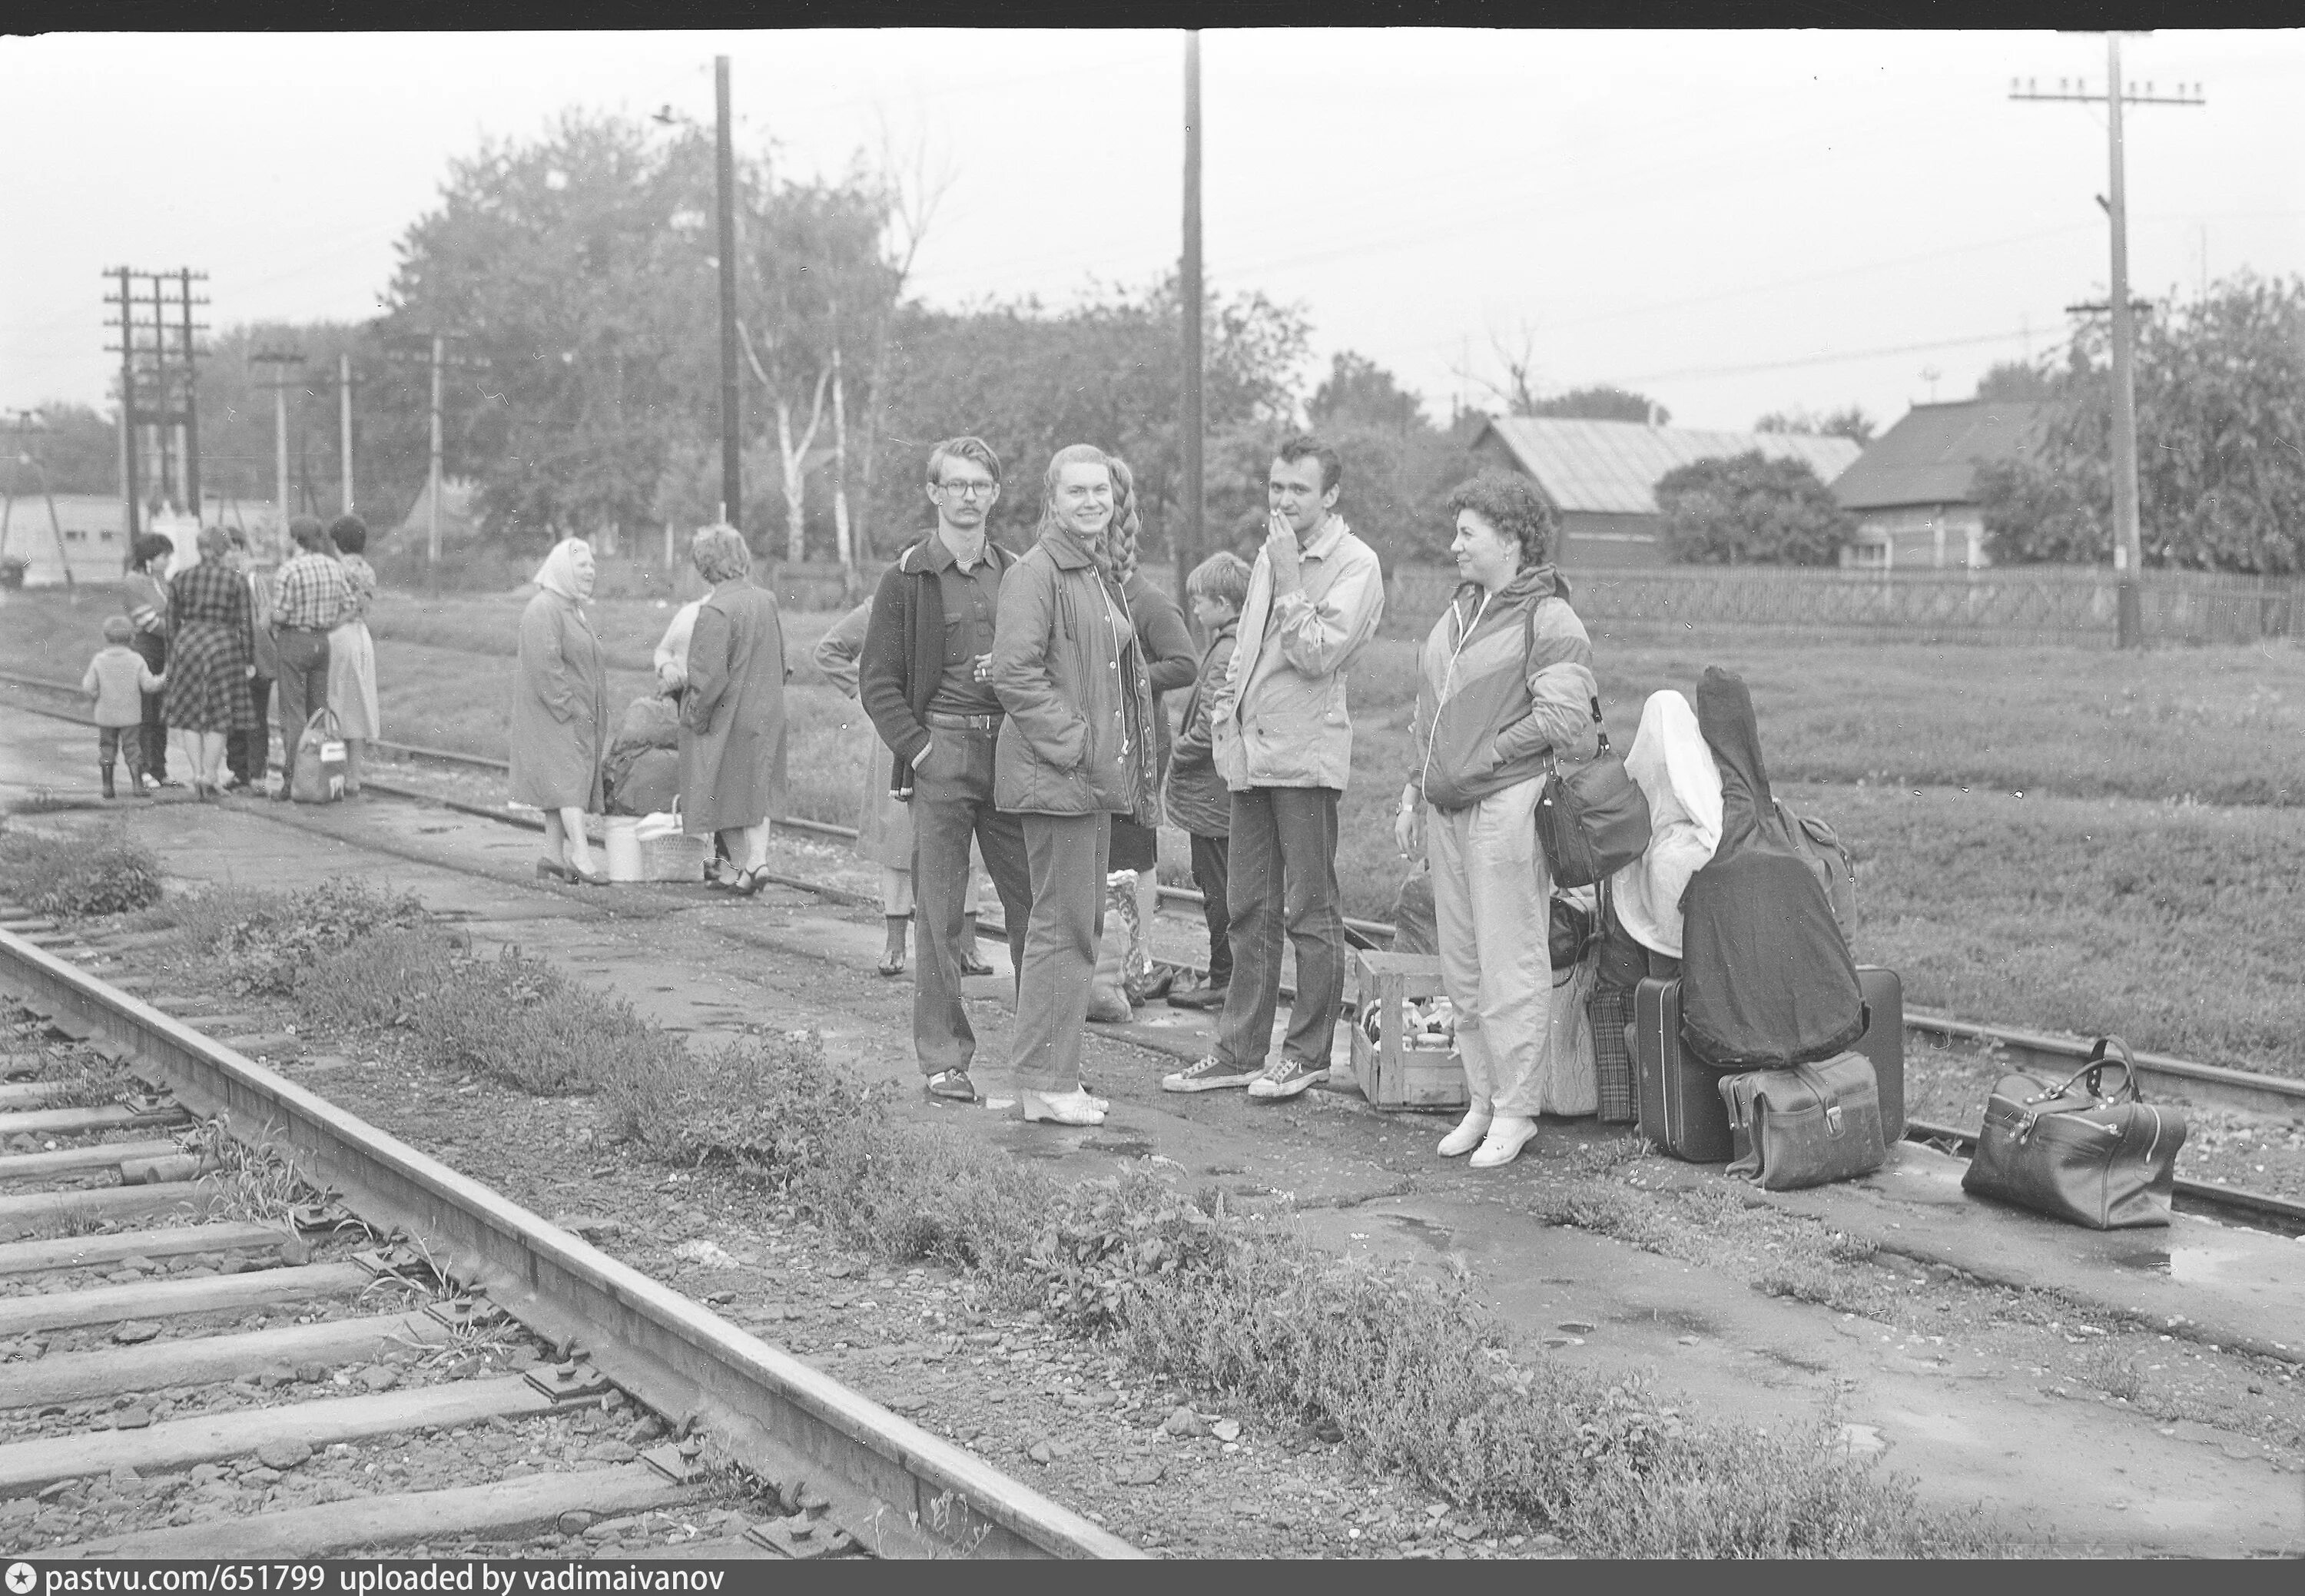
[161,524,255,801]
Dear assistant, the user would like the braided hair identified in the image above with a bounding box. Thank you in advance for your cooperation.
[1104,455,1142,588]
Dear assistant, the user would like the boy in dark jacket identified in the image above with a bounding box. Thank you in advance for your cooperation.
[1163,552,1250,1009]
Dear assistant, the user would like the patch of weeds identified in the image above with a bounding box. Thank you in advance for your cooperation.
[1527,1180,1685,1254]
[301,930,665,1096]
[1033,1173,2004,1558]
[0,823,163,917]
[187,1116,309,1226]
[1567,1134,1652,1176]
[1754,1259,1900,1319]
[605,1027,876,1178]
[176,880,429,997]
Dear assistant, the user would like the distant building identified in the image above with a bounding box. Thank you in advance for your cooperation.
[1831,400,2052,571]
[0,494,288,586]
[1468,416,1862,567]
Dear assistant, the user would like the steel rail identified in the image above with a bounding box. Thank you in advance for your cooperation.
[0,925,1142,1561]
[6,665,2303,1115]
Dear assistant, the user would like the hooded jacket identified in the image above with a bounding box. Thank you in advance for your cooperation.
[1406,564,1599,814]
[989,522,1157,821]
[1209,514,1385,792]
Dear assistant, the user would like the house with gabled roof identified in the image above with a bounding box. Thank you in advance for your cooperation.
[1830,400,2053,570]
[1468,416,1862,566]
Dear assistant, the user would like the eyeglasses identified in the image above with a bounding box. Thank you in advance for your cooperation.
[938,479,997,499]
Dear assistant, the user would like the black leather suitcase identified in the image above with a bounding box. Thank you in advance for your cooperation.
[1633,977,1734,1163]
[1854,965,1905,1143]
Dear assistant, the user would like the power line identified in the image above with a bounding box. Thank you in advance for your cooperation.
[1616,325,2067,387]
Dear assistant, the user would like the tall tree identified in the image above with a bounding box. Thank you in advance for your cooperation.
[1980,271,2305,572]
[1309,351,1427,431]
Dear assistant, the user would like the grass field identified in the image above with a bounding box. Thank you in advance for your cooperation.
[9,581,2305,1073]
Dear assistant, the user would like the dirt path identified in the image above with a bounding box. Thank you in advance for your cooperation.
[6,705,2300,1557]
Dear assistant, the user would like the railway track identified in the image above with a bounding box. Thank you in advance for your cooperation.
[0,918,1139,1560]
[5,669,2301,1239]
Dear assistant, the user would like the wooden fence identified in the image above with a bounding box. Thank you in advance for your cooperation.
[1378,564,2305,648]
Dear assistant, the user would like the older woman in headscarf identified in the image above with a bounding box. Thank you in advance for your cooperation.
[1395,473,1599,1170]
[1103,457,1198,1004]
[990,444,1159,1127]
[161,524,256,801]
[509,537,609,883]
[678,524,788,894]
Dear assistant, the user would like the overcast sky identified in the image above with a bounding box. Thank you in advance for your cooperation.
[4,28,2299,436]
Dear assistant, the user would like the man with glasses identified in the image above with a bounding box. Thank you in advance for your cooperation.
[861,436,1035,1103]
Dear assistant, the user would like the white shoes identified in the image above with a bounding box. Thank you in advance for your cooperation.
[1020,1087,1107,1126]
[1438,1107,1492,1157]
[1468,1114,1540,1170]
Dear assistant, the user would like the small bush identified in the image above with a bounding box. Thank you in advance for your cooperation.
[607,1027,877,1177]
[176,879,429,996]
[0,825,164,917]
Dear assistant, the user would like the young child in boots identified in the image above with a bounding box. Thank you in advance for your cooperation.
[82,616,165,798]
[1163,551,1250,1010]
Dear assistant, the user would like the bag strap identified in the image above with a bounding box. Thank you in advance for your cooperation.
[2030,1037,2140,1107]
[303,707,340,738]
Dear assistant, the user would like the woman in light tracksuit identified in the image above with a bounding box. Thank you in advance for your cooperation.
[1395,473,1599,1169]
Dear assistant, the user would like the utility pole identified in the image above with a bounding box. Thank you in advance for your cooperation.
[250,349,303,546]
[142,275,171,510]
[429,335,446,561]
[1179,29,1204,612]
[177,268,208,522]
[104,267,141,542]
[2,410,74,591]
[715,55,742,532]
[337,352,356,516]
[2012,41,2205,649]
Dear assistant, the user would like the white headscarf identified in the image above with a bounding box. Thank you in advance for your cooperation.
[1611,689,1724,959]
[533,537,592,605]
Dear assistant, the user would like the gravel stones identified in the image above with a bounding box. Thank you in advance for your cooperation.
[254,1439,313,1471]
[1160,1405,1207,1437]
[111,1320,161,1345]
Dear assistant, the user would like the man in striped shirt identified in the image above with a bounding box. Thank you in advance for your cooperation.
[270,516,352,796]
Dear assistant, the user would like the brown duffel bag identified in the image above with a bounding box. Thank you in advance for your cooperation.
[1962,1037,2186,1229]
[1718,1051,1886,1190]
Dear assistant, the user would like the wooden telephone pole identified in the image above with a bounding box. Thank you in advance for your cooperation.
[2012,39,2205,648]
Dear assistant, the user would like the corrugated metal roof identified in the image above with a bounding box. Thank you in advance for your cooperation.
[1831,400,2053,511]
[1476,417,1863,516]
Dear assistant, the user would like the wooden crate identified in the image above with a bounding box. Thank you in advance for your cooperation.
[1348,950,1468,1112]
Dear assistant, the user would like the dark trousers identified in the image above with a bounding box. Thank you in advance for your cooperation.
[1189,831,1232,988]
[131,632,167,779]
[1213,785,1346,1072]
[229,676,274,784]
[98,725,143,788]
[1012,810,1109,1093]
[910,722,1033,1078]
[273,630,331,786]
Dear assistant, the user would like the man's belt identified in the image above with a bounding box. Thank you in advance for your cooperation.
[924,711,1001,731]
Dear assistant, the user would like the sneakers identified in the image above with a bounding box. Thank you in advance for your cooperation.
[1020,1087,1106,1126]
[1160,1054,1260,1093]
[1246,1057,1327,1102]
[924,1069,975,1102]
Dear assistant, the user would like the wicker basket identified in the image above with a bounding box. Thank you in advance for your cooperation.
[637,830,711,882]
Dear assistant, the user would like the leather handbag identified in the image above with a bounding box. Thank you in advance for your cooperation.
[1718,1051,1886,1190]
[1961,1038,2186,1229]
[1534,696,1653,889]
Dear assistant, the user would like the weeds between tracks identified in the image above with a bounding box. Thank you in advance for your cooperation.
[0,821,164,918]
[174,891,2005,1558]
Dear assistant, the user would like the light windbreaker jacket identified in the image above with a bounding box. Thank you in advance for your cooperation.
[1406,565,1597,814]
[1209,515,1385,792]
[1611,689,1724,958]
